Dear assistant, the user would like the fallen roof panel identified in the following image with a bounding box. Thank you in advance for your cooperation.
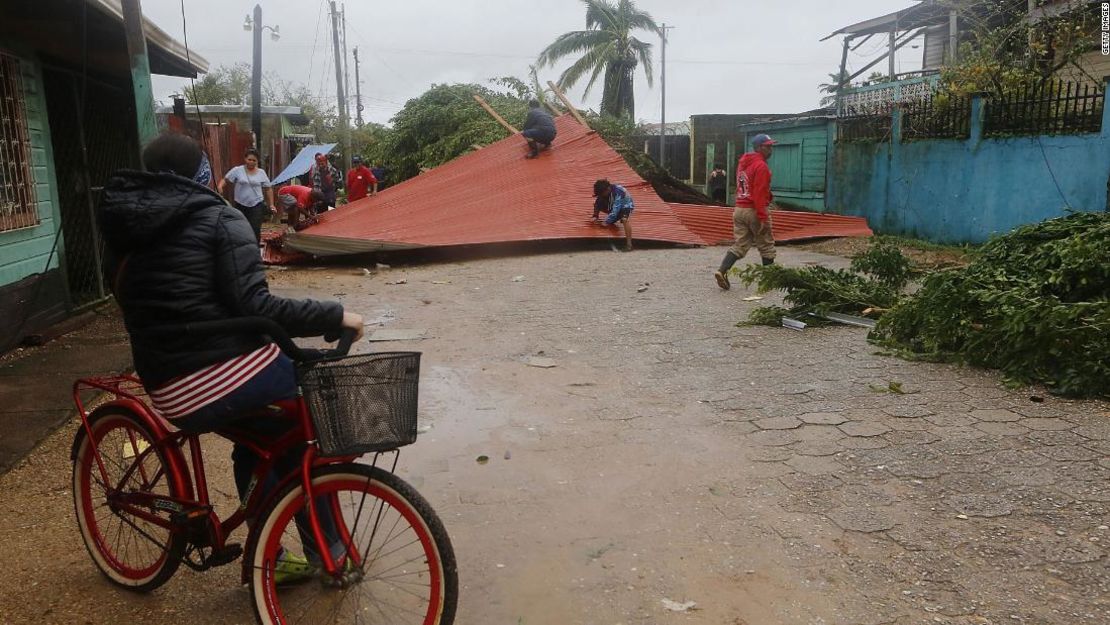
[283,115,706,256]
[668,203,874,245]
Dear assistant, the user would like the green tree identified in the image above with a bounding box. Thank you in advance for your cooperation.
[817,69,851,107]
[183,63,252,104]
[382,83,532,181]
[537,0,659,119]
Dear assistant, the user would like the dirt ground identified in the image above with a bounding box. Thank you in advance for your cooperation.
[1,245,1107,625]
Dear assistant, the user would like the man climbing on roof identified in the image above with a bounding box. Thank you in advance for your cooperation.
[521,99,557,159]
[714,134,778,291]
[592,179,634,252]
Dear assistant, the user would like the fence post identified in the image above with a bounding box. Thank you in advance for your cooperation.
[969,92,986,146]
[726,140,736,204]
[704,143,715,194]
[1101,75,1110,139]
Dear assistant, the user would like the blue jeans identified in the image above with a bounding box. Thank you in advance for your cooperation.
[175,353,343,563]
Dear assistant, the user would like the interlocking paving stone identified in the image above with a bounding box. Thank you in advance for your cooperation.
[970,408,1021,422]
[974,421,1031,436]
[944,493,1014,517]
[785,454,843,475]
[827,507,896,533]
[798,412,847,425]
[882,405,933,418]
[838,421,891,437]
[1019,418,1075,431]
[748,429,800,446]
[755,415,803,430]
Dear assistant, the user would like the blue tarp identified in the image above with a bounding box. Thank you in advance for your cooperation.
[272,143,338,185]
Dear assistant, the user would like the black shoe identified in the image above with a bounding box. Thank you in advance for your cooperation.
[714,271,730,290]
[762,257,775,266]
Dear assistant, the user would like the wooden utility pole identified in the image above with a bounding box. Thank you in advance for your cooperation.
[120,0,157,149]
[250,4,263,147]
[330,1,351,172]
[472,95,519,133]
[547,81,590,129]
[341,5,350,126]
[659,24,673,170]
[353,46,364,127]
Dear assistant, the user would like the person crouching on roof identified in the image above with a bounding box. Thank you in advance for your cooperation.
[276,184,325,232]
[592,179,634,252]
[522,100,557,159]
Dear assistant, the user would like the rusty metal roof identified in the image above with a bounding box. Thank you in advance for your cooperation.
[269,115,871,262]
[669,203,873,245]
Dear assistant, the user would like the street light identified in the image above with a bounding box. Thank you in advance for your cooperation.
[244,5,279,152]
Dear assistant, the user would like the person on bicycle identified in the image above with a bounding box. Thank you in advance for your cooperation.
[97,132,364,582]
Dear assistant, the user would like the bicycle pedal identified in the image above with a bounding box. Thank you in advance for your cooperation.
[207,543,243,567]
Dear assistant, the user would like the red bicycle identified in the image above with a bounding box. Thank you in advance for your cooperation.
[70,318,457,624]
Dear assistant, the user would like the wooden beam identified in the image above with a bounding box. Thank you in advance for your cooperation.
[472,95,519,134]
[547,81,590,129]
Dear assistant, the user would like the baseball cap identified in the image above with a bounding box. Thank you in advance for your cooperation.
[352,155,362,163]
[752,134,777,147]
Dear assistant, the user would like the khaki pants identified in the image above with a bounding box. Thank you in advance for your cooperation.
[730,207,776,260]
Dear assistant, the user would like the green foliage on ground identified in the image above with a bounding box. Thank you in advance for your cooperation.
[870,212,1110,397]
[735,262,900,324]
[850,240,918,289]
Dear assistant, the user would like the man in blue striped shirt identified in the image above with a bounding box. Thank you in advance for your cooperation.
[592,179,634,252]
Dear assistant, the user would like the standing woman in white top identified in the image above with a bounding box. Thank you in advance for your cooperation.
[217,148,275,242]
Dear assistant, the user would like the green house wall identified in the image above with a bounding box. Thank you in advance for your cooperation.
[739,118,833,213]
[0,43,64,288]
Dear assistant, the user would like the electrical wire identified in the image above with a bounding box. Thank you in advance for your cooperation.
[179,0,209,155]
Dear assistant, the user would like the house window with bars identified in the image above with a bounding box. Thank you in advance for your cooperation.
[0,52,39,232]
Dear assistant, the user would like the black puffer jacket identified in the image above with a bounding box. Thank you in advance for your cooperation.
[98,170,344,388]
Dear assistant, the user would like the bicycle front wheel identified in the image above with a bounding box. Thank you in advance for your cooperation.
[248,464,457,625]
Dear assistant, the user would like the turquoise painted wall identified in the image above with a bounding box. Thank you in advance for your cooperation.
[827,91,1110,244]
[740,119,833,213]
[0,45,64,288]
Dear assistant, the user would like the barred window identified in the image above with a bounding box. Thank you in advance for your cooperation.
[0,52,38,232]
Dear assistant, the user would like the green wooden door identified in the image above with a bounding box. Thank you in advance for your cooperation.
[770,143,802,192]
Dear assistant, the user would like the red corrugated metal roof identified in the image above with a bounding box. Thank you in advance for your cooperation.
[267,115,872,262]
[669,203,873,245]
[283,115,705,256]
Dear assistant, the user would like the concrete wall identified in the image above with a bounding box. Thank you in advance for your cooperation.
[827,89,1110,243]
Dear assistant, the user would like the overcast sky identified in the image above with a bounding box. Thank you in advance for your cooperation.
[146,0,921,125]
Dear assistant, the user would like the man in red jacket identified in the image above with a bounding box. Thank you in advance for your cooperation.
[714,134,778,290]
[346,155,378,202]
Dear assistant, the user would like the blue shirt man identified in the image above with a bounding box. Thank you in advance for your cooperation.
[591,179,634,251]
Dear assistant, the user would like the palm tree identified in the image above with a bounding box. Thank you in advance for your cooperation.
[537,0,659,119]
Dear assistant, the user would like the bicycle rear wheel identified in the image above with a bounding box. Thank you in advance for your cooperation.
[72,409,187,591]
[248,464,457,625]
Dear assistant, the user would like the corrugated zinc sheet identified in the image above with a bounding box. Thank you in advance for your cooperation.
[283,115,706,257]
[668,203,873,245]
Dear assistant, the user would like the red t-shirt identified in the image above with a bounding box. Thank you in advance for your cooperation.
[346,166,377,201]
[277,184,313,208]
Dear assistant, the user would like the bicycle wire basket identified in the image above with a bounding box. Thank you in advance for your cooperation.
[297,352,421,456]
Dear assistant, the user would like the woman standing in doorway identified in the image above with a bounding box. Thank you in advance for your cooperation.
[218,148,275,242]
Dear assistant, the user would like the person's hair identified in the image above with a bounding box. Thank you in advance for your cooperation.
[529,99,541,108]
[244,148,260,160]
[714,163,724,170]
[142,132,203,178]
[593,179,611,197]
[309,189,325,202]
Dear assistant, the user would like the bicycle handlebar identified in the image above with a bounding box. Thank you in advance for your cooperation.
[140,317,357,363]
